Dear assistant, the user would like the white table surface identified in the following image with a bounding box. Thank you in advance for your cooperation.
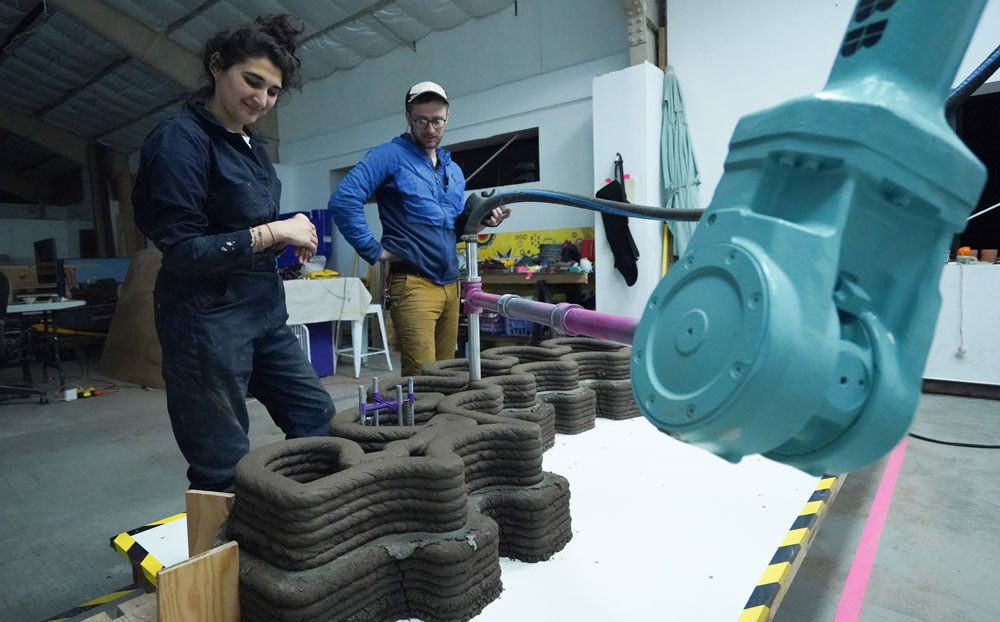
[7,299,86,314]
[471,417,818,621]
[124,417,818,621]
[282,277,372,325]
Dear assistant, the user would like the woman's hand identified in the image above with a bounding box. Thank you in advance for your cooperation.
[482,207,511,227]
[271,213,318,252]
[294,246,314,265]
[270,214,317,264]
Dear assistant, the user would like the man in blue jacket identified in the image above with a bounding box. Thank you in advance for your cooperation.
[329,81,510,376]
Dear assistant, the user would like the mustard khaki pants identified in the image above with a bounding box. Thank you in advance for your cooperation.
[388,274,460,377]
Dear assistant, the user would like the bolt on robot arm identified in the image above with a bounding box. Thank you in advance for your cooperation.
[461,0,991,476]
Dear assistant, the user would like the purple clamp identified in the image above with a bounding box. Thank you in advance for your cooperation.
[463,280,484,314]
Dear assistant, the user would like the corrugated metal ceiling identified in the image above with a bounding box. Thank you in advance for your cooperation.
[0,0,516,203]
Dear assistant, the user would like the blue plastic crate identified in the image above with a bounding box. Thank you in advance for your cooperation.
[480,313,505,335]
[505,318,533,336]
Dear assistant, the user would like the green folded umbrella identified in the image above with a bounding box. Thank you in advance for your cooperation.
[661,65,701,268]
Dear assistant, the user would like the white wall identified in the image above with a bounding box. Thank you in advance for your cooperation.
[667,1,1000,385]
[276,0,630,273]
[2,171,91,264]
[668,0,1000,208]
[592,63,665,317]
[925,265,1000,385]
[0,218,89,264]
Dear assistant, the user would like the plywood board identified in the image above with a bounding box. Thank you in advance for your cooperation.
[157,541,239,622]
[185,490,235,557]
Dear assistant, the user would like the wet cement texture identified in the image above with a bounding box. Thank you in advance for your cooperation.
[219,337,638,621]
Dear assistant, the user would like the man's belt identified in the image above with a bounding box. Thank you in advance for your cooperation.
[388,260,432,280]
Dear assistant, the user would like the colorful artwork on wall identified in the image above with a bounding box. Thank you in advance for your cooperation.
[461,227,595,261]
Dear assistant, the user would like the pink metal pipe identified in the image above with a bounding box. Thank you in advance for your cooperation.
[561,306,639,346]
[464,282,637,346]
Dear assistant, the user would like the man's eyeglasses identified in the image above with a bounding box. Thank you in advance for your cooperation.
[412,117,447,130]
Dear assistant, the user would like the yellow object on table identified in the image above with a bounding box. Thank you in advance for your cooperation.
[304,269,340,279]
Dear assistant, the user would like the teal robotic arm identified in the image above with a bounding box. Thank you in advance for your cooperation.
[631,0,989,475]
[459,0,990,476]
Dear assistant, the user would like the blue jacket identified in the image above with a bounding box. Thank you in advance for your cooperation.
[134,102,280,276]
[328,133,466,285]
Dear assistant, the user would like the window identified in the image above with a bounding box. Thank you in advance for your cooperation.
[446,128,540,191]
[956,90,1000,255]
[328,127,541,196]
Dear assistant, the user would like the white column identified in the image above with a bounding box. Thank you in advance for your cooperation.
[592,62,664,317]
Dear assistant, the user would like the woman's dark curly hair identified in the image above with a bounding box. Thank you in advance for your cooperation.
[196,14,304,100]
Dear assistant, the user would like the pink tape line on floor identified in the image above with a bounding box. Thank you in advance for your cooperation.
[833,438,909,622]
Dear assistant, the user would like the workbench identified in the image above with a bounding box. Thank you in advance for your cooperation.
[474,272,593,345]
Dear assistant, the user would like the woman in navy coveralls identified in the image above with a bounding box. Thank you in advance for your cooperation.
[133,15,334,491]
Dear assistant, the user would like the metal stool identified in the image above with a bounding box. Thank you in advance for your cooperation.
[334,303,392,378]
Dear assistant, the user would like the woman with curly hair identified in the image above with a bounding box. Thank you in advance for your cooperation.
[134,15,334,491]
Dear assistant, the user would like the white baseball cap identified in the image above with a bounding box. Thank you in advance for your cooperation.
[406,81,448,105]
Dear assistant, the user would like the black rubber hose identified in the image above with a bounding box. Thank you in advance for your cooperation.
[457,190,704,237]
[946,42,1000,117]
[909,432,1000,449]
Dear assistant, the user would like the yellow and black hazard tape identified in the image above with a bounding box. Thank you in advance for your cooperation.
[739,475,842,622]
[41,586,138,622]
[109,512,185,587]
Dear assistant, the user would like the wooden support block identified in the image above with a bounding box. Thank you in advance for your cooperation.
[757,474,849,620]
[157,541,240,622]
[116,592,157,621]
[185,490,235,557]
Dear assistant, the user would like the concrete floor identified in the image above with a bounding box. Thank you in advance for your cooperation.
[773,392,1000,622]
[1,357,998,622]
[0,354,396,622]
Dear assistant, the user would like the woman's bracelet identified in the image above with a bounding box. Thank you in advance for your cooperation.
[263,222,275,248]
[250,224,278,254]
[250,226,263,253]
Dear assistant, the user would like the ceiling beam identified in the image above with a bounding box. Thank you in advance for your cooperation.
[34,56,131,116]
[0,104,89,165]
[0,1,48,63]
[49,0,201,91]
[166,0,223,35]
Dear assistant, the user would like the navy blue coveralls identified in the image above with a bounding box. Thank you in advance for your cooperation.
[133,102,334,491]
